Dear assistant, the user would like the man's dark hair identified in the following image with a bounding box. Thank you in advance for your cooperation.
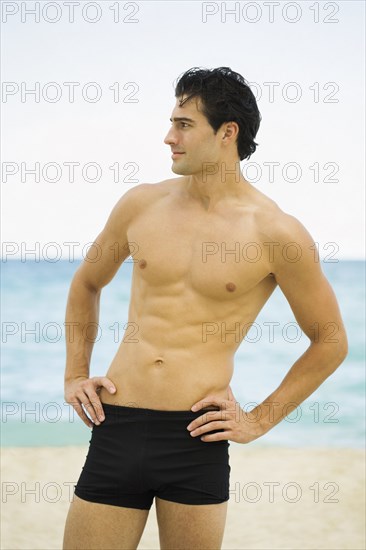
[175,67,261,161]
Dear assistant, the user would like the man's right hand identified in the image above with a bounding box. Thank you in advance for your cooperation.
[64,376,116,428]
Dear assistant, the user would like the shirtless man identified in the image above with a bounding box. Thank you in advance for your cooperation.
[62,67,348,549]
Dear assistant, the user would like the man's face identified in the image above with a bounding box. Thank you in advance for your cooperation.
[164,96,223,176]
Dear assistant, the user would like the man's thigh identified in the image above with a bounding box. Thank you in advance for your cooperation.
[63,495,150,550]
[155,497,228,550]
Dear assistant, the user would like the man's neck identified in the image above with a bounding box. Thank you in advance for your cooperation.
[185,162,249,210]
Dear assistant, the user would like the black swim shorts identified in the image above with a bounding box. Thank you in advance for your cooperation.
[74,403,231,510]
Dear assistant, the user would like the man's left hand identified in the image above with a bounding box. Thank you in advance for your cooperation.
[187,386,264,444]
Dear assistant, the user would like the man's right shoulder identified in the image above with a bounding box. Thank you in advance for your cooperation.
[117,178,182,214]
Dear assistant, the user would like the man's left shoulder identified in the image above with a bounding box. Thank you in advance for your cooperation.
[252,194,313,248]
[248,195,317,272]
[272,211,313,246]
[268,210,320,277]
[248,191,310,245]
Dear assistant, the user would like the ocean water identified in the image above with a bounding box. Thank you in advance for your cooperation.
[1,259,364,448]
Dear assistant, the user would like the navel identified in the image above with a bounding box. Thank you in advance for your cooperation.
[225,282,236,292]
[139,259,147,269]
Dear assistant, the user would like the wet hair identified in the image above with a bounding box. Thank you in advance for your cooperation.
[175,67,261,161]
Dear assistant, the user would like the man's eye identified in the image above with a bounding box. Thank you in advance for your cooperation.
[181,123,189,128]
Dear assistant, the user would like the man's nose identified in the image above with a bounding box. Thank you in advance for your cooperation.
[164,127,178,145]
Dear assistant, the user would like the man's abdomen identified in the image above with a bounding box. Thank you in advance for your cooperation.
[99,339,234,410]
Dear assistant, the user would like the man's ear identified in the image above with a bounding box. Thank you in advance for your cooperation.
[222,121,239,140]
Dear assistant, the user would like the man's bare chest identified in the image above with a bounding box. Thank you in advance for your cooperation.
[127,205,272,300]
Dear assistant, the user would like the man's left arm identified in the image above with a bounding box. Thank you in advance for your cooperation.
[250,215,348,437]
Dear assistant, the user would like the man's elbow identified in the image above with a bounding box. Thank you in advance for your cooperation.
[329,332,348,371]
[73,268,101,294]
[337,335,349,363]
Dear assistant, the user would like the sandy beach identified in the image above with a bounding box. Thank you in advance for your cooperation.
[1,445,365,550]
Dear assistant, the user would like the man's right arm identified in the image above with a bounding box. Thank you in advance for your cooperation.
[64,184,149,427]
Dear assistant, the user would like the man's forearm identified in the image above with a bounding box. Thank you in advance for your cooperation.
[251,340,348,436]
[64,277,101,383]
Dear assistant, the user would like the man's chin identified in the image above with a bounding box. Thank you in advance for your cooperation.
[171,162,193,176]
[171,164,186,175]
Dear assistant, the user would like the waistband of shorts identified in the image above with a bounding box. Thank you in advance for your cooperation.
[101,402,220,418]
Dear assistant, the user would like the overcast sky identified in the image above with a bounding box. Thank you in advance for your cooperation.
[1,0,365,260]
